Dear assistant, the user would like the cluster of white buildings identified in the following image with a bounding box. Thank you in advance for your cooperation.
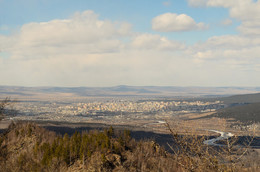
[55,100,221,115]
[10,99,222,123]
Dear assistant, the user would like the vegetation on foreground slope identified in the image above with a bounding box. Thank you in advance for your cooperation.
[0,98,259,171]
[0,122,258,172]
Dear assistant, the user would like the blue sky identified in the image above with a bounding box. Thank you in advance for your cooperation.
[0,0,235,42]
[0,0,259,87]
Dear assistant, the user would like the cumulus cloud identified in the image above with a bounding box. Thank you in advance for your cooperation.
[193,35,257,50]
[187,0,260,73]
[189,34,260,68]
[0,10,192,87]
[227,1,260,36]
[221,19,233,26]
[188,0,208,7]
[188,0,260,35]
[1,10,133,60]
[1,10,186,61]
[194,50,214,59]
[0,10,133,86]
[238,20,260,36]
[131,34,185,50]
[152,13,207,32]
[0,9,259,87]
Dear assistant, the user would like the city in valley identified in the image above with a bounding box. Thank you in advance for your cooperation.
[10,98,224,131]
[1,1,260,170]
[1,86,260,171]
[1,86,259,136]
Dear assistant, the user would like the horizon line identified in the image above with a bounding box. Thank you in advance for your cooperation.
[0,85,260,88]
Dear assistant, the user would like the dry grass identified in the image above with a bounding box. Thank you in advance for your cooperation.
[0,121,259,171]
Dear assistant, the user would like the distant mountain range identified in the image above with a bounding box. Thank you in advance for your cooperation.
[1,85,260,100]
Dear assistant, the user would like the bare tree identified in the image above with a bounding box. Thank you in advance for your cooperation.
[165,120,258,172]
[0,97,12,121]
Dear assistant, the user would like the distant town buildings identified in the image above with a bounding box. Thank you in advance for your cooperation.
[11,99,224,124]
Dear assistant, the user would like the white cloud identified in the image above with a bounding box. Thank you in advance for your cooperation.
[0,10,192,87]
[0,10,260,87]
[221,0,260,36]
[131,34,185,50]
[206,0,238,8]
[238,20,260,36]
[194,50,213,59]
[152,13,207,32]
[188,0,208,7]
[189,34,260,68]
[194,35,256,50]
[188,0,260,35]
[221,19,233,26]
[2,10,132,60]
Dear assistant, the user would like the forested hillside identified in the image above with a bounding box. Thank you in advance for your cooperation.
[215,103,260,124]
[0,122,258,171]
[221,93,260,104]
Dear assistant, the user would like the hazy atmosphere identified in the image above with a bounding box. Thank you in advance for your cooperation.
[0,0,260,87]
[1,2,260,171]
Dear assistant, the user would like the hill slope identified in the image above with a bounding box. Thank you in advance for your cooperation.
[0,122,251,171]
[214,103,260,124]
[221,93,260,104]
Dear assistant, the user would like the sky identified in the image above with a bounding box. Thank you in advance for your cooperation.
[0,0,259,87]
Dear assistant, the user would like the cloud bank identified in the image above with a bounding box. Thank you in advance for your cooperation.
[152,13,206,32]
[0,8,259,87]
